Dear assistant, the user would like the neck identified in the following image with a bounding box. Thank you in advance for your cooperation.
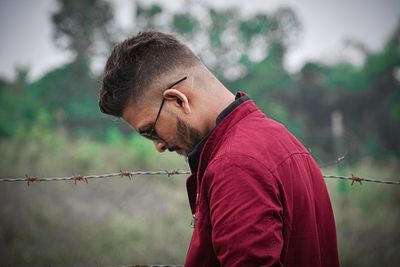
[190,65,235,134]
[205,87,235,132]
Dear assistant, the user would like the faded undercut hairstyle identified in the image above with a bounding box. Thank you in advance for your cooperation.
[99,30,201,117]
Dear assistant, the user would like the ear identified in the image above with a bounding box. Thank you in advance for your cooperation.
[163,89,191,114]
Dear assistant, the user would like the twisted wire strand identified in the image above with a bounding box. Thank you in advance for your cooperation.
[323,174,400,185]
[105,265,183,267]
[0,170,191,183]
[0,170,399,185]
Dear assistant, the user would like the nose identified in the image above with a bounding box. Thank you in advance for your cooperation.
[154,140,167,153]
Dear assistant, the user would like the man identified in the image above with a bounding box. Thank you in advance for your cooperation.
[99,30,340,267]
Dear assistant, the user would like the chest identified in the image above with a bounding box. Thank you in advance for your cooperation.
[185,173,220,267]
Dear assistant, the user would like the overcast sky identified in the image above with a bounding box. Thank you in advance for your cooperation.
[0,0,399,81]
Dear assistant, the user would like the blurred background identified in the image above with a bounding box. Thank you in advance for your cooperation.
[0,0,399,266]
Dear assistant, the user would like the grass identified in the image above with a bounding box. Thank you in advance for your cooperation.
[0,127,399,266]
[324,161,400,267]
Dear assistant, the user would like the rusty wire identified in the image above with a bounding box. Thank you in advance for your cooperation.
[319,154,347,168]
[105,265,183,267]
[0,170,189,185]
[323,174,400,185]
[0,170,399,185]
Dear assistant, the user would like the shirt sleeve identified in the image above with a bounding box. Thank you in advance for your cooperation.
[204,155,284,267]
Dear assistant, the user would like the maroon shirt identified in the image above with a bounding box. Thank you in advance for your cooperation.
[185,93,339,266]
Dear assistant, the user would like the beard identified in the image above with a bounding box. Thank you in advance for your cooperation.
[174,117,204,156]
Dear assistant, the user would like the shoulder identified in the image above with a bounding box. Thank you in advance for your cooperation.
[204,154,280,195]
[213,112,309,171]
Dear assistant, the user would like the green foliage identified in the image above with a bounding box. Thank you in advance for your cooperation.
[1,0,398,161]
[0,0,397,162]
[326,63,366,91]
[52,0,114,59]
[135,4,164,30]
[263,25,400,160]
[0,67,37,137]
[1,128,399,266]
[172,13,199,35]
[105,126,124,144]
[1,4,400,265]
[240,14,276,43]
[137,4,162,17]
[325,162,400,267]
[0,118,189,266]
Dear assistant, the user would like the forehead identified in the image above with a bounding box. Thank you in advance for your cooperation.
[122,102,154,132]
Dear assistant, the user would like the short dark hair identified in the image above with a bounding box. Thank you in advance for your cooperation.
[99,30,200,117]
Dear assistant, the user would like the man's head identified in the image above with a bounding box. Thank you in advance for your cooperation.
[99,31,234,156]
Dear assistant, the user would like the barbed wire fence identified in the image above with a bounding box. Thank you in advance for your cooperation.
[105,265,183,267]
[1,157,399,267]
[1,154,398,185]
[2,168,396,267]
[0,169,399,186]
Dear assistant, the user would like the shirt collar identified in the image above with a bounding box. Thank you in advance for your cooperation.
[188,92,250,173]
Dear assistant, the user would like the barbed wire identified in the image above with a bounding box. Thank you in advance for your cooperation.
[0,170,399,186]
[0,170,190,186]
[323,174,400,185]
[319,154,347,168]
[105,265,183,267]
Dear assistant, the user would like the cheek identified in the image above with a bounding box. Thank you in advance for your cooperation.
[159,120,180,146]
[176,118,202,148]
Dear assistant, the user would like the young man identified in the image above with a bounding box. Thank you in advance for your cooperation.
[99,30,340,267]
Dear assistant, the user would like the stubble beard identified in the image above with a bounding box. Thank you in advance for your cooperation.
[176,117,203,157]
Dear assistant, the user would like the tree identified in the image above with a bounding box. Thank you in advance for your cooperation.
[268,21,400,160]
[134,1,300,83]
[52,0,114,61]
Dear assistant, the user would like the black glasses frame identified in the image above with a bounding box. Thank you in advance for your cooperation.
[140,76,187,140]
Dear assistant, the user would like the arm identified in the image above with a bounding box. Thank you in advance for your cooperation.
[205,155,284,267]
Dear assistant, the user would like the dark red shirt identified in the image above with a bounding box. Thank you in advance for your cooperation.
[185,93,339,266]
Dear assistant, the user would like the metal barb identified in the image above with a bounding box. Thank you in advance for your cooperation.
[25,174,38,187]
[0,171,399,186]
[165,169,179,177]
[120,170,133,180]
[351,174,363,185]
[73,175,87,184]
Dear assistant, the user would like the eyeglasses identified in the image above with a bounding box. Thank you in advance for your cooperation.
[140,76,187,141]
